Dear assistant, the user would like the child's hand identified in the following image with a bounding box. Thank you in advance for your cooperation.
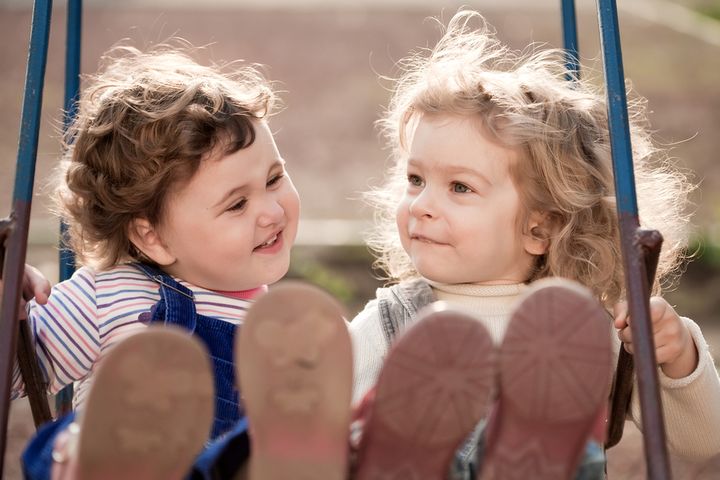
[614,297,698,379]
[0,264,51,320]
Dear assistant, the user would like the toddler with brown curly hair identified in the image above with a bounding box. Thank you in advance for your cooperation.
[8,42,334,480]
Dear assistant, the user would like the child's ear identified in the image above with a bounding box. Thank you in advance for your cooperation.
[127,218,176,266]
[523,211,553,256]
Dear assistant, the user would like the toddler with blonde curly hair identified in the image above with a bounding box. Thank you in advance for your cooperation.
[350,9,720,479]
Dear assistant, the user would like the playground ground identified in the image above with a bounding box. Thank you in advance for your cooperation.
[2,0,720,477]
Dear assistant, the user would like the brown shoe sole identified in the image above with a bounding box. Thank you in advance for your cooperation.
[480,278,612,480]
[355,303,496,480]
[75,326,214,480]
[237,281,353,480]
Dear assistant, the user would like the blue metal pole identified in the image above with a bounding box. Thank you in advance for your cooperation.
[0,0,54,472]
[596,0,671,477]
[561,0,580,80]
[60,0,81,282]
[56,0,83,416]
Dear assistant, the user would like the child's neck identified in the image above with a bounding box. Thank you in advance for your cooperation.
[428,281,525,297]
[212,285,268,300]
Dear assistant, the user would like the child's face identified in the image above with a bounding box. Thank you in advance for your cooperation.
[396,114,536,285]
[152,121,300,291]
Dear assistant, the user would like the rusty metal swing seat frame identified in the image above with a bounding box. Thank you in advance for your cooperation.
[0,0,672,478]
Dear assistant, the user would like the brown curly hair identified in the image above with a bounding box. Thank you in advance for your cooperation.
[54,43,276,269]
[367,10,693,306]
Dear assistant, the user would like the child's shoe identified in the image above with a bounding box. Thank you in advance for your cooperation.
[236,281,353,480]
[52,326,214,480]
[479,278,613,480]
[354,302,497,480]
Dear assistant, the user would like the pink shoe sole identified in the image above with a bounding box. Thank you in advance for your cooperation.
[237,281,353,480]
[355,303,496,480]
[480,278,612,480]
[74,326,214,480]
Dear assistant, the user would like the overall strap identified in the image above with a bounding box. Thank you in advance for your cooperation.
[133,263,198,332]
[377,279,435,346]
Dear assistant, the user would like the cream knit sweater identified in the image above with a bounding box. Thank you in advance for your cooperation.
[350,281,720,460]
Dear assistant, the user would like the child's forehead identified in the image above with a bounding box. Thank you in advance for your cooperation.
[409,114,509,151]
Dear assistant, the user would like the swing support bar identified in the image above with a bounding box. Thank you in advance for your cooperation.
[55,0,83,418]
[0,0,54,474]
[561,0,580,80]
[596,0,672,478]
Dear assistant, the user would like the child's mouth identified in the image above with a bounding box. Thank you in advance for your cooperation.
[254,231,283,252]
[412,234,443,245]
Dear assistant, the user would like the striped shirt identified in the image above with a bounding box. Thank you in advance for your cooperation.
[11,263,257,409]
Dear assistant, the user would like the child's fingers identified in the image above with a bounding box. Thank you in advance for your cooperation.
[23,264,51,304]
[21,278,35,302]
[613,301,629,328]
[655,342,679,365]
[655,319,689,358]
[617,325,632,345]
[615,298,670,333]
[624,340,682,365]
[620,323,686,364]
[617,324,636,356]
[16,301,28,321]
[649,297,670,326]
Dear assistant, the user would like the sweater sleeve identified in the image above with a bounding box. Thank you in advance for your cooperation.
[11,267,101,399]
[628,317,720,460]
[349,298,389,406]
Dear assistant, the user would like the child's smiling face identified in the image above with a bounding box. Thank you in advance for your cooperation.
[143,120,300,291]
[396,114,539,285]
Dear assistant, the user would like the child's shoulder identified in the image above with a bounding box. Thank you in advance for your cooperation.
[93,263,149,281]
[351,278,434,328]
[377,278,433,305]
[55,263,155,296]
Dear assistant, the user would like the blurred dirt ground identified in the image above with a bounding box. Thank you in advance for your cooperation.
[2,1,720,478]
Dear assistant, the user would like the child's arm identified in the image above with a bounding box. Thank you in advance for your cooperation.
[614,298,720,459]
[9,266,101,400]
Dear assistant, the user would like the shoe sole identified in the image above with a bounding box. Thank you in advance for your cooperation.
[355,303,496,480]
[237,281,353,480]
[76,326,214,480]
[480,278,612,480]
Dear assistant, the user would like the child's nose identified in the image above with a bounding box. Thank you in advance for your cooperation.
[257,200,284,227]
[408,189,436,218]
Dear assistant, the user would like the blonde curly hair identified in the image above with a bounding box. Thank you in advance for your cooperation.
[55,42,276,270]
[367,10,693,306]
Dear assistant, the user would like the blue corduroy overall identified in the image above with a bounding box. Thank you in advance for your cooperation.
[134,263,242,440]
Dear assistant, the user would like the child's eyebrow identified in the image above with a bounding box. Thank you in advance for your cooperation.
[441,165,493,186]
[213,185,248,208]
[213,159,286,209]
[409,158,493,187]
[266,158,287,176]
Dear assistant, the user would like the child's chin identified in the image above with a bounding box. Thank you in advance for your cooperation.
[268,263,292,284]
[416,269,460,284]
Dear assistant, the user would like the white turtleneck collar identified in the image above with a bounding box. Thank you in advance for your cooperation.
[425,279,528,344]
[427,280,527,298]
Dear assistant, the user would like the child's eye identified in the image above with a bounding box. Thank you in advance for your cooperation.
[267,173,284,187]
[452,182,471,193]
[408,174,424,187]
[227,198,247,212]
